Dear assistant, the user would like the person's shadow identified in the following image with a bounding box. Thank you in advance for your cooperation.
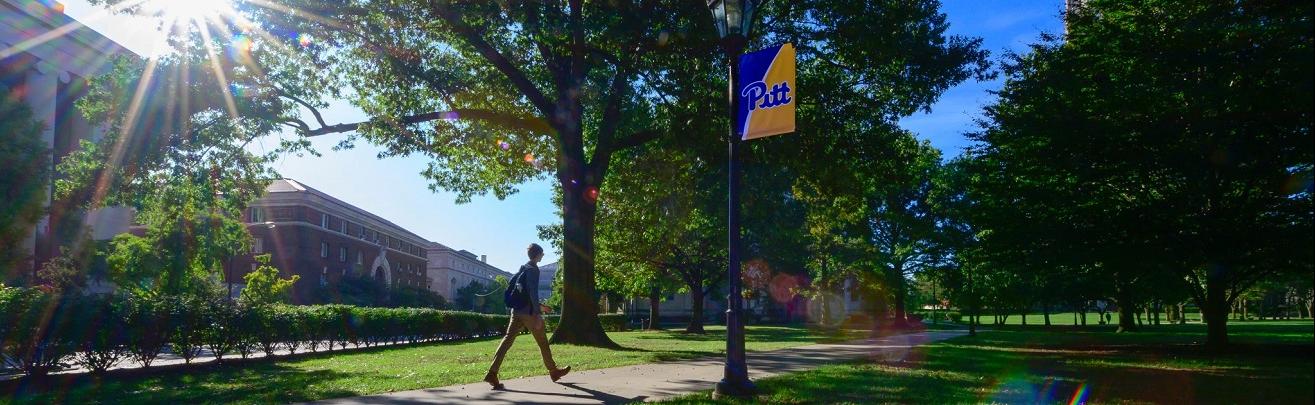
[556,382,648,405]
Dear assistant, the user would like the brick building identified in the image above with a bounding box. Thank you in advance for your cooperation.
[231,179,432,303]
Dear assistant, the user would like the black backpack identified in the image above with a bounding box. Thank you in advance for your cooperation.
[504,269,529,310]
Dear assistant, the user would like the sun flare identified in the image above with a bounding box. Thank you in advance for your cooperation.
[144,0,235,27]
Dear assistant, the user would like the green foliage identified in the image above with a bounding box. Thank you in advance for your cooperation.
[0,83,49,278]
[0,287,77,376]
[388,284,448,309]
[454,279,507,314]
[239,254,299,306]
[960,0,1314,344]
[36,247,89,293]
[55,52,291,299]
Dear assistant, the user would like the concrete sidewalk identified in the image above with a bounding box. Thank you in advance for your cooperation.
[306,329,967,405]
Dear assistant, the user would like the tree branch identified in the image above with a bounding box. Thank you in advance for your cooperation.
[429,4,558,122]
[300,108,552,137]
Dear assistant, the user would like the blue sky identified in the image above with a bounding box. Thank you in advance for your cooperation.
[61,0,1064,273]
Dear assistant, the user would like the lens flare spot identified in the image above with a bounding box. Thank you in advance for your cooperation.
[297,33,313,48]
[230,34,253,52]
[524,153,535,163]
[584,187,599,202]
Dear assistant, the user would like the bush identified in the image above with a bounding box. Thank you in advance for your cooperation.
[202,299,241,362]
[0,287,540,377]
[163,295,208,364]
[0,288,78,376]
[69,296,129,374]
[121,295,170,368]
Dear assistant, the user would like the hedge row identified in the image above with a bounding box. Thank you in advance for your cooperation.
[0,287,626,377]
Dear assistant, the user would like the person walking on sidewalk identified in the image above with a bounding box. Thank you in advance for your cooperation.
[484,243,570,390]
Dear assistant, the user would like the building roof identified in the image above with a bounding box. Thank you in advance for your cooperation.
[260,179,431,245]
[1,1,136,66]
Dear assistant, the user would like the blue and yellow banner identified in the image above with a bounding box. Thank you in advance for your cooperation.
[736,43,796,140]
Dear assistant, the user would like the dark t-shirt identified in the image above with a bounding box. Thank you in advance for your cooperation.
[512,262,540,316]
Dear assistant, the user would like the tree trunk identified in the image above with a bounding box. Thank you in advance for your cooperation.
[1043,305,1051,326]
[550,184,616,347]
[1202,278,1230,349]
[820,289,833,327]
[892,265,907,325]
[647,286,662,330]
[686,285,706,333]
[1020,311,1027,325]
[1116,291,1138,333]
[1153,301,1161,325]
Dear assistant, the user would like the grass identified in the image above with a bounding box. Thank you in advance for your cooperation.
[659,320,1314,404]
[0,325,863,404]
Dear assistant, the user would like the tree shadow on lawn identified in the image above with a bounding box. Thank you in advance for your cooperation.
[664,333,1313,404]
[914,338,1314,404]
[2,362,364,405]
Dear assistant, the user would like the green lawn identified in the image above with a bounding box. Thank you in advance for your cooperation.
[0,325,861,404]
[660,320,1314,404]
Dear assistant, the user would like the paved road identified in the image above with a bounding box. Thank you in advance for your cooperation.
[305,329,967,404]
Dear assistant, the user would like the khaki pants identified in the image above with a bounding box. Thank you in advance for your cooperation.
[486,314,557,377]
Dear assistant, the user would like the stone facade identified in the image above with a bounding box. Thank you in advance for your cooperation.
[2,0,135,277]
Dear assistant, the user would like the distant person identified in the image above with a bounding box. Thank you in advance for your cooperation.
[484,243,570,389]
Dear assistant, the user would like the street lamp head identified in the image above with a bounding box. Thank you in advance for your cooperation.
[707,0,762,39]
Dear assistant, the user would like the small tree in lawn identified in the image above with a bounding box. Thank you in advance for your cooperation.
[239,254,299,306]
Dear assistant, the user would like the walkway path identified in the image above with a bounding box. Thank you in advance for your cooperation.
[306,329,967,405]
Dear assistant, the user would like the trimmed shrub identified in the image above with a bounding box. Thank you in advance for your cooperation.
[0,288,78,376]
[121,295,169,369]
[0,287,584,377]
[163,295,208,364]
[202,299,241,362]
[69,296,129,374]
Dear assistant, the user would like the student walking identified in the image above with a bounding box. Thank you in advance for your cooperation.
[484,243,570,389]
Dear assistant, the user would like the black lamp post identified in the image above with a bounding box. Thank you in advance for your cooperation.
[707,0,762,398]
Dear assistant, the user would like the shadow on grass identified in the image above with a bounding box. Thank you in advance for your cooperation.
[659,326,1314,405]
[2,361,364,405]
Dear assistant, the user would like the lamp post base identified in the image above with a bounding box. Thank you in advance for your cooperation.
[713,378,757,399]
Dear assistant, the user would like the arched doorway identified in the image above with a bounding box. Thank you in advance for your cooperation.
[368,245,392,287]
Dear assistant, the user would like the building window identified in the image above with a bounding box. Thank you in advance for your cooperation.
[252,238,263,254]
[320,267,328,287]
[252,207,265,223]
[340,220,346,233]
[357,251,363,265]
[321,213,328,228]
[340,247,347,262]
[321,242,328,258]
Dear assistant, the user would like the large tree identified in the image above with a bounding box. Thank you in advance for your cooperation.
[94,0,991,345]
[969,0,1313,347]
[862,135,943,325]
